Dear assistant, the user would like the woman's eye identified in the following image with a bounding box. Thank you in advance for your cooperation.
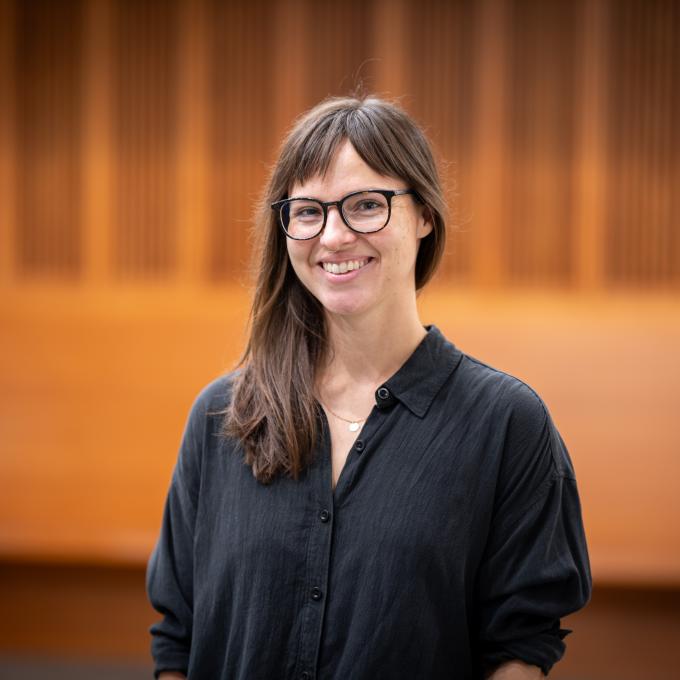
[293,206,322,220]
[357,201,380,211]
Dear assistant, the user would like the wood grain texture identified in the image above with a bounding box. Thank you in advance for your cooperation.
[1,287,679,585]
[0,0,678,586]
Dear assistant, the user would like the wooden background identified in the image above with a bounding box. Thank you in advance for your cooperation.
[0,0,679,677]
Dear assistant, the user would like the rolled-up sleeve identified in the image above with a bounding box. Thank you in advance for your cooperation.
[146,389,208,678]
[476,387,592,676]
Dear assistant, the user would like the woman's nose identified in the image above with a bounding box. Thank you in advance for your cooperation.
[319,206,356,251]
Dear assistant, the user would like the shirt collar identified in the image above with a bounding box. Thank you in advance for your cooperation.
[380,325,463,418]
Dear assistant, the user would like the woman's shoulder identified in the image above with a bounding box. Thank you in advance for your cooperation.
[454,350,575,477]
[455,351,547,416]
[187,370,240,422]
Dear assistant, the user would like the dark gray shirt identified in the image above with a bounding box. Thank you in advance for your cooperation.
[146,325,591,680]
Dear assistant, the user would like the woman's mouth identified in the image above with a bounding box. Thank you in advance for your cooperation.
[321,258,371,275]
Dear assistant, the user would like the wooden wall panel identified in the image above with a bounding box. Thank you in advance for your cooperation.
[0,0,678,289]
[606,0,680,287]
[14,0,83,279]
[175,0,208,285]
[406,0,477,281]
[112,0,179,280]
[504,0,577,286]
[0,0,16,286]
[573,0,608,290]
[302,0,374,107]
[81,0,114,286]
[207,0,274,281]
[467,0,508,288]
[1,0,679,584]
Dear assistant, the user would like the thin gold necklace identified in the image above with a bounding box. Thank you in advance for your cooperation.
[321,401,368,432]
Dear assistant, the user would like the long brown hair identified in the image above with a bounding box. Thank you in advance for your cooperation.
[224,96,447,483]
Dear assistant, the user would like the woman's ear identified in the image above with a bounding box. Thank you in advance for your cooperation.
[416,205,434,239]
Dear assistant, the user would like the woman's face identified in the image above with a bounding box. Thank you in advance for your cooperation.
[285,140,432,321]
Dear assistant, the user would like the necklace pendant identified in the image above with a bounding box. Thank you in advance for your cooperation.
[348,421,360,432]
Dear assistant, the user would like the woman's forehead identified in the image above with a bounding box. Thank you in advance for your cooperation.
[289,140,400,197]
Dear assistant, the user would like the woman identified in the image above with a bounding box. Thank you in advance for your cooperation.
[147,96,591,680]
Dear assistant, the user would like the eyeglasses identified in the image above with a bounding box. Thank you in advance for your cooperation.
[271,188,420,240]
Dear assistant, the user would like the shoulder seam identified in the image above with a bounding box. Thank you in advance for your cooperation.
[461,354,551,419]
[462,353,567,476]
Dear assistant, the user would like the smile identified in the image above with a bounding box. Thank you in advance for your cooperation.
[321,258,370,275]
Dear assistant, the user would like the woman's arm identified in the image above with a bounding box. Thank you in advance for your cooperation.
[486,660,544,679]
[147,386,213,678]
[475,385,591,675]
[158,674,187,680]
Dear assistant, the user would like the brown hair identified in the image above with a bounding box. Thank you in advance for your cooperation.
[224,95,447,483]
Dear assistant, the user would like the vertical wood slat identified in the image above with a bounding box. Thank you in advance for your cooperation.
[636,0,650,285]
[271,0,307,149]
[372,0,409,99]
[113,0,178,280]
[0,0,16,287]
[505,1,576,287]
[660,0,676,284]
[15,0,83,279]
[176,0,208,286]
[652,0,672,284]
[573,0,608,290]
[469,0,507,287]
[406,0,477,283]
[81,0,113,286]
[606,0,679,287]
[655,0,678,285]
[304,0,374,107]
[207,0,274,280]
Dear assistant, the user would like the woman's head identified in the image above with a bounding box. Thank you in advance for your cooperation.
[229,96,448,483]
[256,96,447,305]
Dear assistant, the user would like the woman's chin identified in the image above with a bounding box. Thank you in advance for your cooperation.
[319,292,372,319]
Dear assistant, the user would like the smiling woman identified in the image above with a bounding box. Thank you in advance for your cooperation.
[285,143,432,319]
[146,96,591,680]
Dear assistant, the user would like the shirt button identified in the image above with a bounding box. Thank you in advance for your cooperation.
[354,440,365,452]
[319,509,330,523]
[377,386,391,400]
[311,587,323,601]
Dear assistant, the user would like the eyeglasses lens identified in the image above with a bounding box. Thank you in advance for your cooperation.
[281,192,390,238]
[342,192,389,231]
[281,200,324,239]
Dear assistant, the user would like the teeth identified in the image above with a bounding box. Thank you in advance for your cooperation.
[322,259,369,274]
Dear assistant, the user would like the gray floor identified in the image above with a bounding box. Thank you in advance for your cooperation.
[0,657,152,680]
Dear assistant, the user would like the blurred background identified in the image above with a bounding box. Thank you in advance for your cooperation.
[1,0,679,678]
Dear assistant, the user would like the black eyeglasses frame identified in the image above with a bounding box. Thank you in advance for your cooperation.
[271,188,421,240]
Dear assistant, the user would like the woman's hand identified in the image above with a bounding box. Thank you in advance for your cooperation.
[486,660,545,679]
[158,674,186,679]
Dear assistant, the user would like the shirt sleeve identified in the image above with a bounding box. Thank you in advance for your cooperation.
[146,387,210,678]
[475,384,592,677]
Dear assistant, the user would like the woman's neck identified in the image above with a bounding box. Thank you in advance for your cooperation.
[319,294,427,395]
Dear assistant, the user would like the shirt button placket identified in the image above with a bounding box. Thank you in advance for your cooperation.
[297,487,334,679]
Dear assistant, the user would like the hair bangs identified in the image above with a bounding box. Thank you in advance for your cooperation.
[287,113,350,191]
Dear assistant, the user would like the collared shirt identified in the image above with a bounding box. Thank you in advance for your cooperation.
[146,325,591,680]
